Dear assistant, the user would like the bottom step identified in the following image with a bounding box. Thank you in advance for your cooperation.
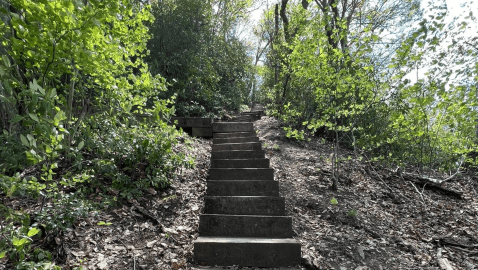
[194,237,301,267]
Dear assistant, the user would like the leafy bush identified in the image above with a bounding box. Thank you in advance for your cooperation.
[0,1,196,268]
[0,205,60,269]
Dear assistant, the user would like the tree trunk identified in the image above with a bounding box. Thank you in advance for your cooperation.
[274,4,279,86]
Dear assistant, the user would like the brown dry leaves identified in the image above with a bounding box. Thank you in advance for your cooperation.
[255,116,478,270]
[57,137,211,270]
[7,116,478,270]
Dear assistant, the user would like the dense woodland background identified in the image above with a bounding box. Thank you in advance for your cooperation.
[0,0,477,268]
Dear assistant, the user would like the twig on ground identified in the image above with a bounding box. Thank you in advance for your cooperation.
[409,181,425,204]
[133,237,136,270]
[402,173,463,199]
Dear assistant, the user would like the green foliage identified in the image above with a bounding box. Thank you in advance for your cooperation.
[330,197,338,205]
[283,126,306,141]
[85,111,194,199]
[357,5,478,170]
[347,209,357,217]
[257,0,478,176]
[147,0,256,116]
[0,205,60,269]
[0,0,196,267]
[97,221,112,226]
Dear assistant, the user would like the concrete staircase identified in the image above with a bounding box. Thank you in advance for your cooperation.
[194,109,301,267]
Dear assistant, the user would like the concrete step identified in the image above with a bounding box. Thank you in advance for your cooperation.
[213,136,259,144]
[204,196,285,215]
[229,119,252,123]
[212,142,262,152]
[172,117,213,128]
[211,150,265,159]
[213,122,253,133]
[209,168,273,180]
[250,103,265,113]
[229,118,252,122]
[206,180,279,196]
[192,127,213,138]
[232,115,253,120]
[241,111,262,114]
[199,214,292,238]
[210,159,269,168]
[240,112,262,120]
[213,132,256,138]
[194,237,301,267]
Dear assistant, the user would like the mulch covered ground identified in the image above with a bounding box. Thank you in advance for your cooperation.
[3,116,477,270]
[256,116,478,270]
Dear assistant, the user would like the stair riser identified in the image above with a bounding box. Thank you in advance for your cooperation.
[204,197,285,215]
[213,132,256,138]
[194,239,301,267]
[199,215,292,238]
[210,159,269,168]
[212,142,262,152]
[229,119,252,122]
[241,112,262,115]
[209,168,274,180]
[206,180,279,196]
[213,123,254,133]
[211,151,265,159]
[240,114,261,120]
[214,137,259,144]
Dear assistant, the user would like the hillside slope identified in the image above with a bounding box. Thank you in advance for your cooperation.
[256,116,478,270]
[28,116,477,270]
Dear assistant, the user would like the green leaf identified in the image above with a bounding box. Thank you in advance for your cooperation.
[29,113,39,123]
[0,94,8,103]
[11,115,24,123]
[2,55,10,68]
[27,227,40,237]
[92,18,101,28]
[0,250,6,259]
[2,80,11,94]
[77,141,84,150]
[50,88,57,99]
[30,79,45,95]
[12,237,28,247]
[20,134,29,147]
[26,149,41,164]
[97,221,106,225]
[330,197,338,205]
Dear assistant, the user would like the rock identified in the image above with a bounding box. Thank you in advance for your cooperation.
[97,258,108,269]
[437,258,454,270]
[146,240,157,248]
[357,246,365,260]
[301,255,314,269]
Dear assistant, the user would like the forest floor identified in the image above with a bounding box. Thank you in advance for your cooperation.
[3,116,478,270]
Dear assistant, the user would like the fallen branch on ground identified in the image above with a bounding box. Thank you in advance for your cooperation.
[401,173,463,199]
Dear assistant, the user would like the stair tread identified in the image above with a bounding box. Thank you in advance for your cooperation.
[195,236,299,243]
[200,213,290,217]
[197,105,300,266]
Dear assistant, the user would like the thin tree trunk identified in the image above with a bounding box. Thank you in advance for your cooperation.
[274,4,279,86]
[66,59,78,158]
